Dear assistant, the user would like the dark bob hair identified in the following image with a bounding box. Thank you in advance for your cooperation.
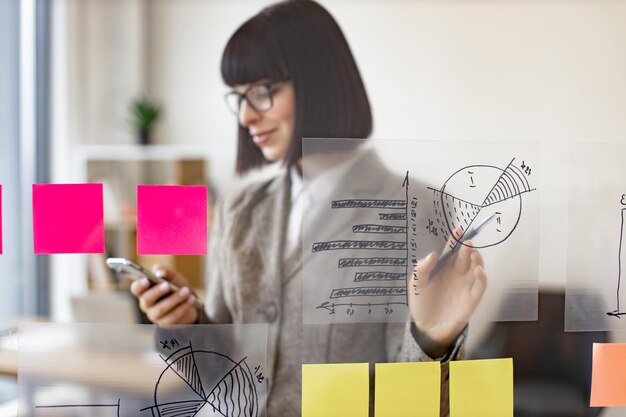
[221,0,372,175]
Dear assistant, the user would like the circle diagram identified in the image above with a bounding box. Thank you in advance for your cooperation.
[431,159,535,249]
[143,345,259,417]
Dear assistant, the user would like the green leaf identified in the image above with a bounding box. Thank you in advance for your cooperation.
[129,97,163,131]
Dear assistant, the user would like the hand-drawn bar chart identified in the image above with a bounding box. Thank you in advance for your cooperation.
[303,139,540,323]
[312,173,412,320]
[307,155,539,324]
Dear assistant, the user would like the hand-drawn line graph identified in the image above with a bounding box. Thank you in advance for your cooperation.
[33,343,260,417]
[427,158,536,250]
[607,207,626,318]
[314,172,412,316]
[35,399,121,416]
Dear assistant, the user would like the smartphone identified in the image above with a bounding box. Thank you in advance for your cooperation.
[105,257,203,308]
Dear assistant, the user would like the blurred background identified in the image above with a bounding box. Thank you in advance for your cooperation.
[2,0,626,415]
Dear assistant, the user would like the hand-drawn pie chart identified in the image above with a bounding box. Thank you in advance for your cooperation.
[431,160,534,249]
[142,345,259,417]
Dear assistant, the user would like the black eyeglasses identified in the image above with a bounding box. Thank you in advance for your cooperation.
[225,81,277,116]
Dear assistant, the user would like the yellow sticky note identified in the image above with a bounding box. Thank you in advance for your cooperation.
[591,343,626,406]
[375,362,440,417]
[302,363,369,417]
[449,358,513,417]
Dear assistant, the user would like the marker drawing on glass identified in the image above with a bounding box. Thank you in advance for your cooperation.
[36,399,121,416]
[427,157,536,250]
[312,157,535,319]
[314,171,413,317]
[429,212,496,279]
[142,341,260,417]
[32,338,264,417]
[607,195,626,318]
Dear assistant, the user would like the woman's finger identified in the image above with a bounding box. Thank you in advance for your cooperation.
[156,295,196,325]
[130,277,151,298]
[152,264,190,288]
[411,252,437,289]
[138,282,175,313]
[470,265,488,303]
[146,287,193,322]
[470,249,484,269]
[443,227,464,252]
[453,241,474,275]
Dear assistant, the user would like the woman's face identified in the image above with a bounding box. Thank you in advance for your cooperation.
[236,80,295,162]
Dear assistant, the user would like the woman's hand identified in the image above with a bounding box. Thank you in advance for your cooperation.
[129,265,198,325]
[408,231,487,358]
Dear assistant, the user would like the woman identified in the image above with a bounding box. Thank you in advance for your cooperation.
[131,1,487,415]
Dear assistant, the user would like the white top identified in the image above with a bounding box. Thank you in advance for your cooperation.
[284,153,363,259]
[284,167,305,259]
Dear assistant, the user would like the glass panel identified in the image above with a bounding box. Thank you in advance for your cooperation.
[302,138,539,324]
[0,0,23,323]
[18,323,268,417]
[565,142,626,331]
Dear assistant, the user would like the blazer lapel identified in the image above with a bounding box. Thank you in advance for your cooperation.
[249,171,291,296]
[301,150,403,269]
[247,171,290,382]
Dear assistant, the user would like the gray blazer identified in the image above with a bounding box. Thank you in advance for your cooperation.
[201,152,464,416]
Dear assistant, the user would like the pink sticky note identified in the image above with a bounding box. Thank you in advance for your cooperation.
[137,185,207,255]
[0,184,3,254]
[32,183,105,254]
[591,343,626,406]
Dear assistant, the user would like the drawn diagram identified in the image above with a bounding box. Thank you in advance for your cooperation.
[607,202,626,318]
[307,157,536,321]
[36,399,121,416]
[427,158,535,250]
[142,343,259,417]
[32,340,262,417]
[313,172,413,317]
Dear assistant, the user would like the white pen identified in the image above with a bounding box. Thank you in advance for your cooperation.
[429,212,497,279]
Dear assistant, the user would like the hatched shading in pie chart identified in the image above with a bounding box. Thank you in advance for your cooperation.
[428,158,536,249]
[141,343,259,417]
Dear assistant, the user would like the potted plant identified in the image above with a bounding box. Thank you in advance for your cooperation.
[130,97,162,145]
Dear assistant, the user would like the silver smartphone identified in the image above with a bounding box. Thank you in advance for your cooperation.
[105,257,203,308]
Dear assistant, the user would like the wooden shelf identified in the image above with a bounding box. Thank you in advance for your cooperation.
[73,144,214,161]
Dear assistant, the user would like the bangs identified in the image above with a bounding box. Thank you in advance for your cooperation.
[221,14,289,86]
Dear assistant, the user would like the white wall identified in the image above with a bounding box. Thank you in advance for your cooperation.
[143,0,626,291]
[146,0,626,142]
[55,0,626,289]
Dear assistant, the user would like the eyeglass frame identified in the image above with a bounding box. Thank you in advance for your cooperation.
[224,79,288,116]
